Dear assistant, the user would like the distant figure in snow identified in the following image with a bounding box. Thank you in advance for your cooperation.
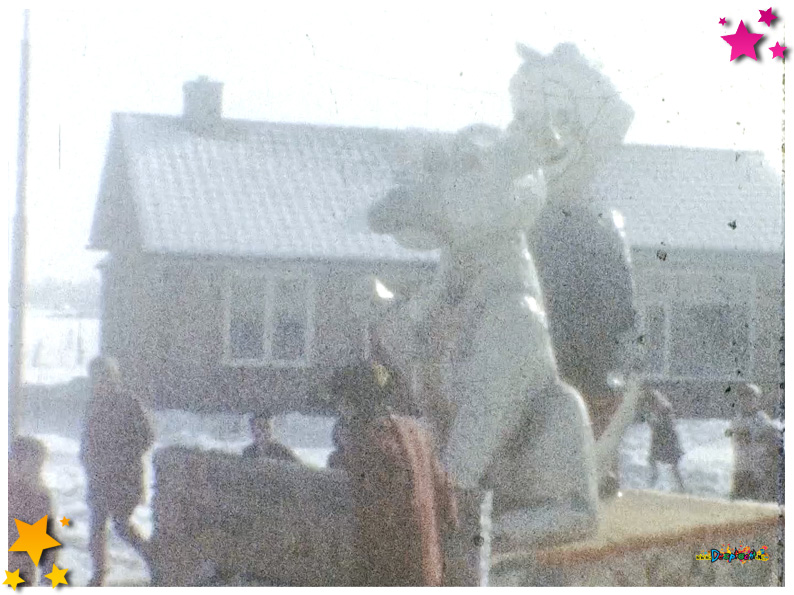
[330,362,458,586]
[31,340,44,368]
[242,413,300,463]
[8,436,56,586]
[726,383,782,502]
[81,356,154,587]
[644,389,685,491]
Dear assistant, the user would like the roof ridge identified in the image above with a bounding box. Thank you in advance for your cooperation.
[114,112,773,158]
[115,111,450,137]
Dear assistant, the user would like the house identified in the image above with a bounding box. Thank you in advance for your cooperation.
[594,146,783,417]
[89,77,783,417]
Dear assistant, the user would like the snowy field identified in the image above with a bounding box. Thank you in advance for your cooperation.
[21,310,100,386]
[26,414,735,586]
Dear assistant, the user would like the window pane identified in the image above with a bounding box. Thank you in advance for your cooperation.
[669,304,749,378]
[274,277,307,316]
[272,277,308,360]
[642,305,666,375]
[272,318,307,360]
[229,277,265,360]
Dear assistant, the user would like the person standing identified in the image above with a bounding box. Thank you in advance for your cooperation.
[645,390,685,491]
[727,383,782,502]
[8,437,56,586]
[329,362,458,586]
[81,356,154,586]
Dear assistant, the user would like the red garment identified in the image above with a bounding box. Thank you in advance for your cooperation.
[342,415,457,586]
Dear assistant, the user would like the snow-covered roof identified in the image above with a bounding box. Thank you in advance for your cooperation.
[594,144,782,254]
[89,113,782,260]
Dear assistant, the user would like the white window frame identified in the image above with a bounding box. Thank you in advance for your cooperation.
[222,270,315,368]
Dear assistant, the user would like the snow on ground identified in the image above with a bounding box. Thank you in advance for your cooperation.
[15,312,739,585]
[26,414,734,586]
[22,310,100,385]
[620,418,733,497]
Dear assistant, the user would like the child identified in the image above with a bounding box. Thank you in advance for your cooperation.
[81,356,154,586]
[727,383,782,502]
[645,390,685,491]
[8,436,56,586]
[329,361,458,586]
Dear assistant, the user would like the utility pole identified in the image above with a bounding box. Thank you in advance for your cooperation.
[9,9,31,446]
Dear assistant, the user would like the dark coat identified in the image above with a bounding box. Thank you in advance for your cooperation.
[648,409,684,465]
[80,389,154,515]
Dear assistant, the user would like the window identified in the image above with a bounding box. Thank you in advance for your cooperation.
[224,273,313,366]
[640,302,751,380]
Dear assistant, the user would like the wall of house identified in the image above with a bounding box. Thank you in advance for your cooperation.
[125,258,431,414]
[631,249,783,418]
[100,253,165,405]
[100,245,782,419]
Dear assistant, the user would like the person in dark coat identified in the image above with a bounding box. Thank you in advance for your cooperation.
[241,413,300,463]
[726,383,782,502]
[8,436,56,586]
[329,362,458,586]
[81,356,154,587]
[644,390,685,491]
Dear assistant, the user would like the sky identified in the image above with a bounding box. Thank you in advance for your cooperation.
[1,2,788,283]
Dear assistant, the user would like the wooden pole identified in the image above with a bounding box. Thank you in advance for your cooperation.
[8,9,31,446]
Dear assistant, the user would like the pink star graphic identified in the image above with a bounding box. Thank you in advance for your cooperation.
[719,17,727,25]
[758,8,777,27]
[770,42,787,58]
[721,21,765,61]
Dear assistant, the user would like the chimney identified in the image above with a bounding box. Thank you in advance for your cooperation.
[182,76,224,130]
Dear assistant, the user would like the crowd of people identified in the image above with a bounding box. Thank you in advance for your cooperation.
[7,356,783,587]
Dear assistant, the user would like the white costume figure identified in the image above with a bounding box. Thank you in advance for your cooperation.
[368,43,634,554]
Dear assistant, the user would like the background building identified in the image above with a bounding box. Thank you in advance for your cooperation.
[88,78,783,417]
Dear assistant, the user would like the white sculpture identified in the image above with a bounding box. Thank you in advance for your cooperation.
[368,43,634,553]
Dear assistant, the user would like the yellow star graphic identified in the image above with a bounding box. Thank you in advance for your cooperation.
[44,565,68,589]
[8,516,61,566]
[3,570,25,591]
[59,518,70,528]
